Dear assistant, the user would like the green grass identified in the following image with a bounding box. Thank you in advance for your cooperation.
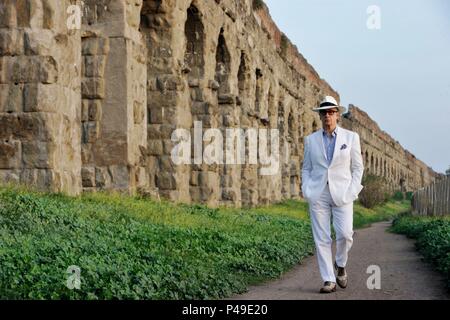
[0,184,410,299]
[390,214,450,291]
[353,199,411,229]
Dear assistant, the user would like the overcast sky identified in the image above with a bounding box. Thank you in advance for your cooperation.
[264,0,450,174]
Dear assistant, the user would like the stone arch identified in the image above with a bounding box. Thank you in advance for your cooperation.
[370,154,374,173]
[298,111,304,139]
[277,94,286,132]
[267,85,276,127]
[288,112,295,143]
[184,3,205,79]
[255,68,264,113]
[237,51,250,103]
[288,107,299,197]
[215,28,231,96]
[375,157,378,175]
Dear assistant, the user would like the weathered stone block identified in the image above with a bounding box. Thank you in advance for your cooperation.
[0,169,20,183]
[133,101,144,124]
[82,36,110,56]
[190,171,198,186]
[223,115,235,127]
[156,172,176,190]
[222,189,237,202]
[23,84,58,112]
[28,0,45,28]
[190,186,214,201]
[109,165,130,190]
[188,79,199,88]
[159,155,175,171]
[81,99,90,121]
[0,29,24,56]
[20,169,56,189]
[82,78,105,99]
[156,75,183,92]
[15,0,31,27]
[88,100,102,121]
[95,167,110,188]
[82,37,99,56]
[24,29,54,56]
[42,0,56,29]
[39,56,58,84]
[148,125,162,139]
[22,141,56,169]
[81,167,95,187]
[4,56,58,84]
[82,122,100,143]
[0,1,17,28]
[84,55,107,78]
[148,106,163,124]
[0,139,21,169]
[148,140,163,156]
[0,84,23,113]
[196,115,214,128]
[126,1,142,28]
[81,143,93,164]
[163,139,175,155]
[8,56,39,83]
[190,87,204,102]
[192,102,208,115]
[218,94,235,105]
[135,166,149,189]
[0,113,60,142]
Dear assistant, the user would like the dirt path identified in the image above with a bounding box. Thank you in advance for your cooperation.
[230,221,449,300]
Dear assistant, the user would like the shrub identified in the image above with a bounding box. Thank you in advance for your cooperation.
[280,34,289,57]
[406,192,414,201]
[252,0,264,10]
[391,216,450,291]
[358,174,389,209]
[392,191,404,201]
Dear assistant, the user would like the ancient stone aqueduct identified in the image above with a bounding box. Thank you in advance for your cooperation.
[0,0,441,207]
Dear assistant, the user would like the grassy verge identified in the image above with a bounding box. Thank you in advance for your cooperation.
[353,200,411,229]
[390,214,450,291]
[0,185,409,299]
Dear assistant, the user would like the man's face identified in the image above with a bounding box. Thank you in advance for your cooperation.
[319,108,339,128]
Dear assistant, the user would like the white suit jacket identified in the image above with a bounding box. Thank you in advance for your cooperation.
[301,126,364,207]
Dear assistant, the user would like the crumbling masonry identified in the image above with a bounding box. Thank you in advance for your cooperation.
[0,0,441,207]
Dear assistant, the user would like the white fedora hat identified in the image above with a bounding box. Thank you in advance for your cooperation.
[313,96,346,114]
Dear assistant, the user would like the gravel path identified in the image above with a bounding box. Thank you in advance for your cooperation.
[230,221,449,300]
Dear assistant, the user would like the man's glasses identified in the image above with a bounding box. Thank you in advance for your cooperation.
[319,110,338,116]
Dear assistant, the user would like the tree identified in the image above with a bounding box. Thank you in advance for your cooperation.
[446,166,450,176]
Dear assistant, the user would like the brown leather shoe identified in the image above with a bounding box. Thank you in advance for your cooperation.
[334,261,348,289]
[319,281,337,293]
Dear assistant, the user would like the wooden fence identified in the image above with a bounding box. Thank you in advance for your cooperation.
[412,176,450,216]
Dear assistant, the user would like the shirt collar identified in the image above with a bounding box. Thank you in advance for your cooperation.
[323,126,338,137]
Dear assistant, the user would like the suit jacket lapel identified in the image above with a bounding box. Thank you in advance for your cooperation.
[316,129,327,164]
[330,126,343,167]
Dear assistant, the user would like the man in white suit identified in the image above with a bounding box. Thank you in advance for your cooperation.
[301,96,364,293]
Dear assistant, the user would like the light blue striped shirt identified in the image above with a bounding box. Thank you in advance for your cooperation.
[323,127,338,167]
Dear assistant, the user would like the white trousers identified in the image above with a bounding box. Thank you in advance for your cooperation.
[309,184,354,283]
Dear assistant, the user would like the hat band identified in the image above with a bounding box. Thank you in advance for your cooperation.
[320,102,337,108]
